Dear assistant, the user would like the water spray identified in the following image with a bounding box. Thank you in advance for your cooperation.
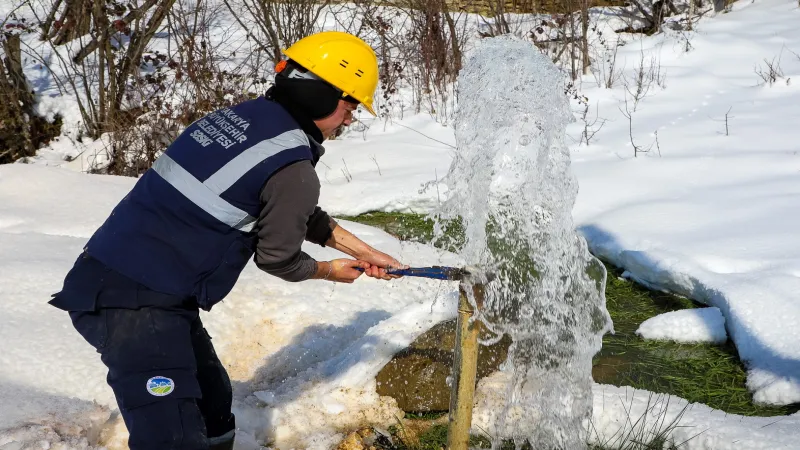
[432,35,613,449]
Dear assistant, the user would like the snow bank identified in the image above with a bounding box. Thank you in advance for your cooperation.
[636,308,727,344]
[0,164,462,448]
[586,384,800,450]
[473,373,800,450]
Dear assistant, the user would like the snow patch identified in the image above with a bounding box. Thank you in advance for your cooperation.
[473,373,800,450]
[636,307,727,344]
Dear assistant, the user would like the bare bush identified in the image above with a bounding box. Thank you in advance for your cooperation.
[469,0,593,81]
[578,101,607,146]
[564,81,606,147]
[622,45,666,111]
[755,54,786,87]
[619,94,655,158]
[221,0,330,64]
[518,0,593,81]
[709,106,733,136]
[354,0,467,123]
[400,0,465,120]
[27,0,178,143]
[98,0,262,175]
[357,4,411,119]
[619,0,717,35]
[41,0,93,45]
[591,30,624,89]
[370,154,381,175]
[24,0,261,174]
[470,0,539,38]
[167,0,262,121]
[340,158,352,182]
[620,0,680,34]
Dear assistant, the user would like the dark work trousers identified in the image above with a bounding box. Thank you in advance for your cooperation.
[55,255,235,449]
[70,306,235,449]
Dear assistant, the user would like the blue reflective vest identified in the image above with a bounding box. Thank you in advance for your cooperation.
[84,97,317,310]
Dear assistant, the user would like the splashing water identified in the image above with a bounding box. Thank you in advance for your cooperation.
[435,36,613,449]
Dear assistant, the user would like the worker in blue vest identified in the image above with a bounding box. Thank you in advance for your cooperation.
[49,31,406,450]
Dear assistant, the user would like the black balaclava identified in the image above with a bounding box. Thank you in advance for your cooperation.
[266,60,343,144]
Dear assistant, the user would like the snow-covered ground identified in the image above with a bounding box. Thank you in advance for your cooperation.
[2,162,797,450]
[0,164,463,448]
[3,0,800,448]
[568,0,800,406]
[474,373,800,450]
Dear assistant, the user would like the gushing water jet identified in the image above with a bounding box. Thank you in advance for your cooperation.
[433,35,613,449]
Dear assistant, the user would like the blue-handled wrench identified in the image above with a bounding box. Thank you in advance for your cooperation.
[356,265,468,281]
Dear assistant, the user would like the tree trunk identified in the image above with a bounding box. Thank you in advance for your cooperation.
[687,0,697,30]
[40,0,64,40]
[0,34,35,163]
[72,0,162,64]
[441,0,462,75]
[50,0,93,45]
[3,35,33,109]
[113,0,178,114]
[581,0,590,75]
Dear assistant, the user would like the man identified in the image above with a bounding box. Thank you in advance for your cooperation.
[50,31,405,450]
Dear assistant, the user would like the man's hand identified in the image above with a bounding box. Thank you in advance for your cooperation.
[360,249,409,280]
[315,259,370,283]
[324,219,409,281]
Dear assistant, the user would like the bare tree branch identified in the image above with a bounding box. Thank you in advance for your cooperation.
[72,0,162,63]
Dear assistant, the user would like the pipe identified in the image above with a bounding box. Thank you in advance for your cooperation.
[447,282,484,450]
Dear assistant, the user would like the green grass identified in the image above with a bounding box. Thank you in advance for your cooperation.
[339,211,463,251]
[404,411,447,421]
[389,420,683,450]
[388,423,492,450]
[595,263,798,417]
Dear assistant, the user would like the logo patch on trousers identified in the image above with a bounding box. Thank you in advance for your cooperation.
[146,376,175,396]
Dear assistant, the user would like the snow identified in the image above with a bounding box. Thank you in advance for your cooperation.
[636,307,727,344]
[2,0,800,448]
[316,114,455,216]
[0,164,462,448]
[474,373,800,450]
[568,0,800,406]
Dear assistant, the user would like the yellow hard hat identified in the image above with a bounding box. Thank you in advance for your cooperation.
[282,31,379,116]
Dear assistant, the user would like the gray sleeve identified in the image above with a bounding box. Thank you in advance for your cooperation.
[254,160,320,282]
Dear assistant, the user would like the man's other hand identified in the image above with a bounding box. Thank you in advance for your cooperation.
[320,259,370,283]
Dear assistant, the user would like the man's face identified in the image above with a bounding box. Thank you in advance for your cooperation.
[314,100,358,139]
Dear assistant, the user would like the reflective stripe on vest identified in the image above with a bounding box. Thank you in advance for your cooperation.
[151,129,309,233]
